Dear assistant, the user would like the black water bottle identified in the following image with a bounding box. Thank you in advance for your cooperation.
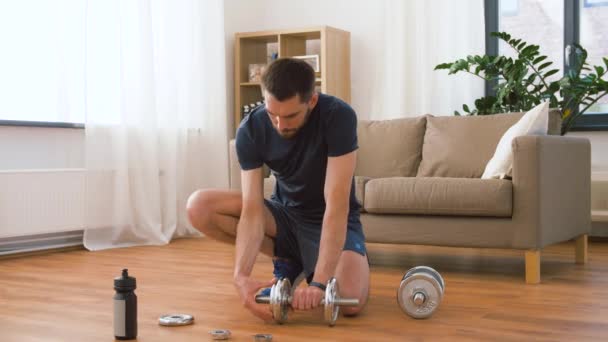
[114,269,137,340]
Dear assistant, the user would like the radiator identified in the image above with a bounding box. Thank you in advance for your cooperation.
[0,169,87,239]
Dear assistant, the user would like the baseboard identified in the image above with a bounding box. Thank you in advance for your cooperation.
[0,230,84,258]
[0,245,85,260]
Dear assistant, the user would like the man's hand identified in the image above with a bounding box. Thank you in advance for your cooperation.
[291,285,325,311]
[234,276,276,322]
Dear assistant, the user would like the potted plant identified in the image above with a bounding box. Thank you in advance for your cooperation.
[435,32,608,135]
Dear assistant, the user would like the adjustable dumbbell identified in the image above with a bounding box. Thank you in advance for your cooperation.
[397,266,445,319]
[254,277,359,326]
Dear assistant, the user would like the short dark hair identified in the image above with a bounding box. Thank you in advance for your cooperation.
[261,58,315,102]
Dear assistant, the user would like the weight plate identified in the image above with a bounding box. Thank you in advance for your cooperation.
[398,271,443,319]
[209,329,231,340]
[158,313,194,326]
[253,333,273,341]
[403,266,445,291]
[270,278,291,324]
[324,277,340,326]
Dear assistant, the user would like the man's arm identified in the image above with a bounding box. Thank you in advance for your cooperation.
[234,167,266,279]
[233,167,275,322]
[312,150,357,285]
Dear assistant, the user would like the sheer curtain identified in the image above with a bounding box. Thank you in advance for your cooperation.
[83,0,228,250]
[371,0,486,119]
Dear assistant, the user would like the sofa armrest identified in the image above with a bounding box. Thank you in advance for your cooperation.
[511,135,591,248]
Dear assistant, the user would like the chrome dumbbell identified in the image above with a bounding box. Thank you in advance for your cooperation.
[255,277,359,326]
[397,266,445,319]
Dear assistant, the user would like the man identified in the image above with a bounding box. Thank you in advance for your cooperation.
[187,58,369,322]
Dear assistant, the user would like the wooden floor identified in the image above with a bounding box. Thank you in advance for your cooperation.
[1,238,607,341]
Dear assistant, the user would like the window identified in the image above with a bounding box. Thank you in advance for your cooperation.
[499,0,564,83]
[580,0,608,114]
[0,1,86,127]
[485,0,608,131]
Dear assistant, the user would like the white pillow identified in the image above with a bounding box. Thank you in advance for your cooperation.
[481,101,549,179]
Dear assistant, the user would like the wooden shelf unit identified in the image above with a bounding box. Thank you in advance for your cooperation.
[234,26,351,129]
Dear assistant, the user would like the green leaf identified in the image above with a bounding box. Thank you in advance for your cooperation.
[434,62,453,70]
[533,56,547,65]
[544,69,559,78]
[491,32,509,41]
[511,39,521,49]
[548,81,560,93]
[594,66,605,76]
[518,41,527,51]
[521,45,535,56]
[538,62,553,71]
[463,104,470,113]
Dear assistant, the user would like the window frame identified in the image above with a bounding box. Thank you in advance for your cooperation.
[485,0,608,131]
[0,120,84,129]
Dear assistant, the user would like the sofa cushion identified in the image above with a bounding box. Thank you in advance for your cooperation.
[354,176,371,211]
[364,177,512,217]
[356,116,427,178]
[417,109,561,179]
[482,102,549,179]
[416,113,524,178]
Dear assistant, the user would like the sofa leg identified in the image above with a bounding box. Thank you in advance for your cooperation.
[525,249,541,284]
[575,234,588,264]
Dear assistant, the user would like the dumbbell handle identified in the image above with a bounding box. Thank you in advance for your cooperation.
[413,292,426,305]
[255,295,359,306]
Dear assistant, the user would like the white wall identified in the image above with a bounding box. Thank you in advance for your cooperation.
[568,131,608,172]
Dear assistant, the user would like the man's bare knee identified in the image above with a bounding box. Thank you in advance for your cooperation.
[186,189,216,234]
[339,289,368,317]
[342,305,363,317]
[334,251,370,317]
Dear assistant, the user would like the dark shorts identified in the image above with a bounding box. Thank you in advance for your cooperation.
[264,199,368,280]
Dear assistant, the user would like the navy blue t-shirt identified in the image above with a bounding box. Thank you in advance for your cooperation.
[235,93,361,219]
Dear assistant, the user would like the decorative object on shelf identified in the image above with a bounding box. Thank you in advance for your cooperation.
[435,31,608,135]
[293,54,320,72]
[267,43,279,64]
[243,100,265,116]
[248,63,267,83]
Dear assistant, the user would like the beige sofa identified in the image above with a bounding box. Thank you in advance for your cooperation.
[229,110,591,283]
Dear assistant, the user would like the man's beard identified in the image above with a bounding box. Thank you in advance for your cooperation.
[277,108,311,139]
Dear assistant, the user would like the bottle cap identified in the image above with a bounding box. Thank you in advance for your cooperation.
[114,269,136,290]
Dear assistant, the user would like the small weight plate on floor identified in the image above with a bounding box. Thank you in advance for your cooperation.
[253,333,273,341]
[209,329,231,340]
[158,313,194,326]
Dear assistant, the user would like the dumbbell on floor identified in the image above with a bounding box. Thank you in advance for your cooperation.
[255,277,359,326]
[397,266,445,319]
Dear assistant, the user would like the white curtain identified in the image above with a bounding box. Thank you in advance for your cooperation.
[83,0,228,250]
[371,0,486,119]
